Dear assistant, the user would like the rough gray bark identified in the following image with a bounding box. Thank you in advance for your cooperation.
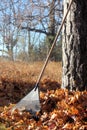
[62,0,87,91]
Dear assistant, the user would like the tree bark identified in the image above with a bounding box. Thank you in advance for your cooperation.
[62,0,87,91]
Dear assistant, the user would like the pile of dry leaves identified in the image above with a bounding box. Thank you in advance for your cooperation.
[0,86,87,130]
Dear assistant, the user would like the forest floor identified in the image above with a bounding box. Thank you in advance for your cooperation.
[0,60,87,130]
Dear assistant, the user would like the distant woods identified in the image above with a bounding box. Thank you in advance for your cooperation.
[0,0,63,62]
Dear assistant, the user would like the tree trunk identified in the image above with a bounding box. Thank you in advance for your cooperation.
[48,0,56,61]
[62,0,87,91]
[48,0,55,37]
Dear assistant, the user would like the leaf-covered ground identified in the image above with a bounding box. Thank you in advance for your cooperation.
[0,60,87,130]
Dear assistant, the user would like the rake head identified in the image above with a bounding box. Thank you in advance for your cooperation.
[11,87,41,115]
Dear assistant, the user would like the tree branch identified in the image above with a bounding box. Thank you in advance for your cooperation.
[21,26,51,36]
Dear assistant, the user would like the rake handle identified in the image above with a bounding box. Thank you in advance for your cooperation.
[34,0,73,91]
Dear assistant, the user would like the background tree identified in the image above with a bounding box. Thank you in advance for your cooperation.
[0,0,63,61]
[0,0,21,60]
[19,0,63,61]
[62,0,87,91]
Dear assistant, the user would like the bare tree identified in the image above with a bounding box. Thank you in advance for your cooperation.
[19,0,63,60]
[0,0,20,60]
[20,0,63,34]
[0,0,63,61]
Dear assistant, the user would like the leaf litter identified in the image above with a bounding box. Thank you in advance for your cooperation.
[0,61,87,130]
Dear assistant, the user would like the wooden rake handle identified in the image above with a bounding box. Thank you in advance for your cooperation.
[34,0,74,91]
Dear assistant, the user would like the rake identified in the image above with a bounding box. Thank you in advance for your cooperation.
[11,0,73,115]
